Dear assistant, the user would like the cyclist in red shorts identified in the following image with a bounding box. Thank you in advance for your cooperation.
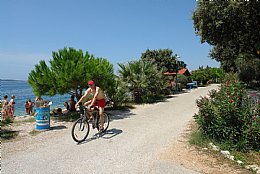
[75,80,106,132]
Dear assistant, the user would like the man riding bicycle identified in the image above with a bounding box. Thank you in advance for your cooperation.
[75,80,106,132]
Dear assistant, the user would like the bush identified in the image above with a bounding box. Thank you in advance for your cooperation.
[109,79,132,107]
[175,74,189,90]
[194,81,260,151]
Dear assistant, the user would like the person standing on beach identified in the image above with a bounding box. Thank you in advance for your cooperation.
[75,80,106,132]
[9,95,15,118]
[25,100,30,115]
[69,95,76,112]
[1,95,9,119]
[28,99,34,115]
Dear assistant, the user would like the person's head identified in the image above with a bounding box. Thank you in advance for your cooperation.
[88,80,95,88]
[28,99,31,102]
[70,95,75,100]
[64,101,69,109]
[11,95,15,99]
[36,96,42,101]
[4,95,8,99]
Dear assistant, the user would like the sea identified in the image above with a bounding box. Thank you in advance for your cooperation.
[1,79,70,116]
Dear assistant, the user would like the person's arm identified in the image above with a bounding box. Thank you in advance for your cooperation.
[75,88,90,107]
[89,87,100,106]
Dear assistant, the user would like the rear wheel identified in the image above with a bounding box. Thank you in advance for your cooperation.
[71,117,90,143]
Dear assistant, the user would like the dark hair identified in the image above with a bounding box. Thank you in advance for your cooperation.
[64,101,69,110]
[4,95,8,99]
[57,108,62,113]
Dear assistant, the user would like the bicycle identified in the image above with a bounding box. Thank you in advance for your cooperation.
[71,103,110,143]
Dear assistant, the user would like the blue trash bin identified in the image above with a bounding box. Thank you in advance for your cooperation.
[36,107,50,130]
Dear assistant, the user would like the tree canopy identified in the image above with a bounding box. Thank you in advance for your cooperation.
[28,47,116,100]
[190,66,224,84]
[193,0,260,72]
[141,49,186,73]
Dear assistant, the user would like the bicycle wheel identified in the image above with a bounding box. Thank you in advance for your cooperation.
[97,112,110,132]
[71,117,90,143]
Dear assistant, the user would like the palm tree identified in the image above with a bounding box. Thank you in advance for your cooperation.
[118,60,166,103]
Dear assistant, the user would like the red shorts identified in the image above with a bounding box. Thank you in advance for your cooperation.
[90,99,106,108]
[96,99,106,108]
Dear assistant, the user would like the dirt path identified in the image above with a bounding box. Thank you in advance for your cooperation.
[2,84,234,174]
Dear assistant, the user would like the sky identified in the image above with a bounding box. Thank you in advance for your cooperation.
[0,0,219,80]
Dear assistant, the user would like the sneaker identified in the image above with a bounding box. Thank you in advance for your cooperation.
[99,128,104,133]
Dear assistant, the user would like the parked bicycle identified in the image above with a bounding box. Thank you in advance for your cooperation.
[71,103,110,143]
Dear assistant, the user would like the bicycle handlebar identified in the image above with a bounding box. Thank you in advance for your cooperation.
[76,105,99,113]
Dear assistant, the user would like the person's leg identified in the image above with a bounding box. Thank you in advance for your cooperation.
[26,108,29,115]
[84,100,93,120]
[99,107,104,130]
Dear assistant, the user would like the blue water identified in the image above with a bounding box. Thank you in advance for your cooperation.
[1,79,70,116]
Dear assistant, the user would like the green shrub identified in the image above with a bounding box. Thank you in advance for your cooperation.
[194,81,260,151]
[0,117,14,127]
[109,79,132,107]
[175,74,189,90]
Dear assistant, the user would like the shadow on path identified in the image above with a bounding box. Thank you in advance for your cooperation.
[49,125,67,131]
[77,128,123,145]
[107,109,135,121]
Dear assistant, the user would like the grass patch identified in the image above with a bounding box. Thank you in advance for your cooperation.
[190,124,260,171]
[0,117,14,127]
[189,129,211,147]
[29,129,41,136]
[232,151,260,166]
[1,129,19,140]
[15,117,35,123]
[51,112,79,122]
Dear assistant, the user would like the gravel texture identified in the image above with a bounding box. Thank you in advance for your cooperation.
[2,85,219,174]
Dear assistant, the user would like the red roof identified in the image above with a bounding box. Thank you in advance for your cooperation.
[163,68,190,76]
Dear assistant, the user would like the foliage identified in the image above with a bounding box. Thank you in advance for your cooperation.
[194,81,260,151]
[1,129,18,140]
[193,1,260,72]
[51,112,80,122]
[0,117,14,127]
[175,74,189,90]
[141,49,186,73]
[190,66,224,84]
[109,78,132,107]
[222,73,239,83]
[28,47,116,100]
[236,54,260,88]
[189,128,212,147]
[118,60,167,103]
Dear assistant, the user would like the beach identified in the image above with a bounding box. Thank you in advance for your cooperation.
[1,79,70,116]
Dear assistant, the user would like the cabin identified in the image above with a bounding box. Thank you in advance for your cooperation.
[163,68,190,77]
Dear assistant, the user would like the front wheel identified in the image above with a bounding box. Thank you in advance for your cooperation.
[97,112,110,132]
[71,117,90,143]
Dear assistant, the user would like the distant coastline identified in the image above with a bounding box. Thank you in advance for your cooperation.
[0,79,27,82]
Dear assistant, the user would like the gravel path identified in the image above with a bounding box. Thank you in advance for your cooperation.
[2,85,219,174]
